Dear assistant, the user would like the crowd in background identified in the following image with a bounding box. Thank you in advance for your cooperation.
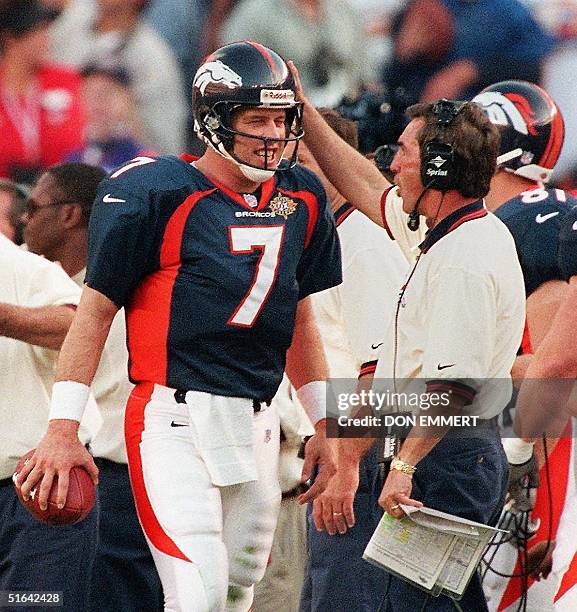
[1,0,577,207]
[3,2,577,612]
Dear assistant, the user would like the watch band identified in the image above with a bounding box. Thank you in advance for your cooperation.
[390,457,417,475]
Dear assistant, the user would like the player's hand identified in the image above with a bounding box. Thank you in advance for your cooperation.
[378,469,422,518]
[312,465,359,535]
[527,539,555,581]
[15,420,98,510]
[298,421,337,504]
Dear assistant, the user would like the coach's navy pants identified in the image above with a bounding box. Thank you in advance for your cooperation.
[300,446,387,612]
[381,427,509,612]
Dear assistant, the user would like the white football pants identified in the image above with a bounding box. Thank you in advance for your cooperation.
[125,382,281,612]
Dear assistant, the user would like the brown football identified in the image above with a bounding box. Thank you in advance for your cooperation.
[13,450,96,526]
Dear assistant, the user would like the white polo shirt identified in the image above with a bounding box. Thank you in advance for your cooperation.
[373,191,526,419]
[72,269,134,463]
[0,236,98,479]
[312,203,408,377]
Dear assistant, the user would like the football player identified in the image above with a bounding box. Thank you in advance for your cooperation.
[499,204,577,612]
[470,81,577,611]
[16,42,341,612]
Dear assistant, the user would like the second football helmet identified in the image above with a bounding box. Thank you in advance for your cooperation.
[193,41,303,182]
[472,80,564,183]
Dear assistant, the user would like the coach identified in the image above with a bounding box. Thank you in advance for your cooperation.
[292,63,526,611]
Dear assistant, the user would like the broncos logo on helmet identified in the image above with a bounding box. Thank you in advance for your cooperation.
[193,60,243,96]
[474,91,535,137]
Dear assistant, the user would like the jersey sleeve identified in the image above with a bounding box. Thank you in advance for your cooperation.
[381,187,427,263]
[85,174,157,308]
[499,208,564,296]
[296,189,342,300]
[559,206,577,280]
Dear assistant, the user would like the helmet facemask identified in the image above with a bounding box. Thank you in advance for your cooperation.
[195,101,303,183]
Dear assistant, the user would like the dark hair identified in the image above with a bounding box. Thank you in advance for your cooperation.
[0,0,59,37]
[406,101,499,199]
[317,107,359,150]
[0,178,28,244]
[80,62,131,87]
[45,163,106,227]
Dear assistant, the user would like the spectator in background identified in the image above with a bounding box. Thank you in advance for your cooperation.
[220,0,368,107]
[0,179,27,244]
[383,0,555,105]
[66,63,155,173]
[145,0,203,94]
[0,0,85,183]
[50,0,187,154]
[345,0,406,79]
[200,0,237,60]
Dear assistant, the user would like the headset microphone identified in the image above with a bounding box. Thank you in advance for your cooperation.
[406,180,435,231]
[407,209,420,231]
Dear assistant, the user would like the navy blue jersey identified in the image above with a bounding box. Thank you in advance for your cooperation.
[86,155,342,400]
[494,186,577,297]
[558,204,577,280]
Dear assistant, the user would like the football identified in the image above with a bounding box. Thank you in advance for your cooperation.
[12,450,96,526]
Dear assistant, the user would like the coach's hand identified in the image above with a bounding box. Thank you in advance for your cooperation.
[312,465,358,535]
[298,420,336,504]
[379,469,423,518]
[15,420,98,510]
[287,61,305,102]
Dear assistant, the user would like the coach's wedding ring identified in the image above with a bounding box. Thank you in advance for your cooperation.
[332,512,343,516]
[390,504,400,511]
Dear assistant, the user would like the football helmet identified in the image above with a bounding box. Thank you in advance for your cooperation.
[193,41,303,183]
[472,80,564,183]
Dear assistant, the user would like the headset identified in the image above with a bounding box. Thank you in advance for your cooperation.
[408,99,467,231]
[420,99,467,190]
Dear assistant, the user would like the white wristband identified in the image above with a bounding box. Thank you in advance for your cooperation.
[296,380,326,426]
[502,437,535,465]
[49,381,91,422]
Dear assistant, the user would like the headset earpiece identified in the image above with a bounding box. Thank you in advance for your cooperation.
[419,99,467,192]
[420,141,455,191]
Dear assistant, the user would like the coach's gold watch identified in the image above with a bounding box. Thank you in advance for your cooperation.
[390,457,417,475]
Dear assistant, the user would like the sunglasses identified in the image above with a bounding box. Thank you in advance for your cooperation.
[24,197,78,217]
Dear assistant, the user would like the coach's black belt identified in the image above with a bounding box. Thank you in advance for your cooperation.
[173,389,270,413]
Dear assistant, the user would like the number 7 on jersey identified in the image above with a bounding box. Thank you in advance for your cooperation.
[227,225,285,327]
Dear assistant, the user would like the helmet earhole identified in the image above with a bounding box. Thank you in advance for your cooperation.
[206,114,221,130]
